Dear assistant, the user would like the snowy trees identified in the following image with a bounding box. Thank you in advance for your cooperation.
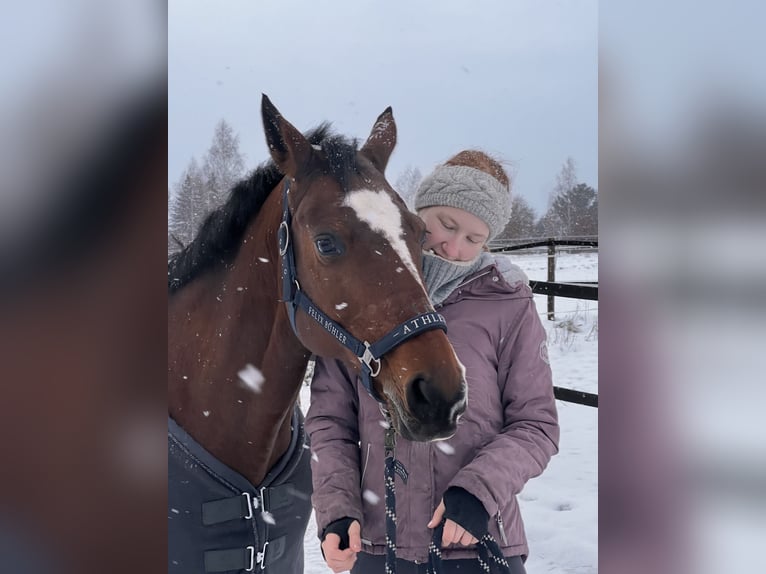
[539,157,598,238]
[394,165,423,209]
[391,156,597,242]
[168,138,598,254]
[548,182,598,237]
[202,120,246,212]
[168,120,245,255]
[168,157,205,251]
[497,195,538,241]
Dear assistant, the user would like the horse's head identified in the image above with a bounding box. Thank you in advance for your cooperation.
[262,95,466,441]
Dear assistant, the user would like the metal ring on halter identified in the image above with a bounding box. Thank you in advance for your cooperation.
[278,221,289,256]
[361,341,382,377]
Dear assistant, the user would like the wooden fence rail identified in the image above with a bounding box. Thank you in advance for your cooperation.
[491,237,599,408]
[491,237,597,319]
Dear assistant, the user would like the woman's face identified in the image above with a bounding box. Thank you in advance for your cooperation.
[418,205,489,262]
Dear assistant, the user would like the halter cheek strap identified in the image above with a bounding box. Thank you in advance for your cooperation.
[278,180,447,403]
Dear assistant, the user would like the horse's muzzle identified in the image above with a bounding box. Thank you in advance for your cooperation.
[397,376,467,442]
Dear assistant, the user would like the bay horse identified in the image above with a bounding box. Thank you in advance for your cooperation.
[168,96,467,573]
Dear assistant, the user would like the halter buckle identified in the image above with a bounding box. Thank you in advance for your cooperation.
[361,342,381,377]
[278,221,289,256]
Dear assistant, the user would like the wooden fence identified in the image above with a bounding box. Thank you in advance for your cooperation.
[490,237,598,408]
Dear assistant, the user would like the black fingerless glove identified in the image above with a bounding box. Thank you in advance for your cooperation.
[321,516,356,551]
[443,486,490,539]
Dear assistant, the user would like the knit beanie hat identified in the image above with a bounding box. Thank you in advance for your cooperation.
[414,164,511,241]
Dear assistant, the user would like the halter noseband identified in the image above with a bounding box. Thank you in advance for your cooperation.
[278,180,447,403]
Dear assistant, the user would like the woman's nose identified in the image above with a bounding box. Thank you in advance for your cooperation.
[441,239,460,260]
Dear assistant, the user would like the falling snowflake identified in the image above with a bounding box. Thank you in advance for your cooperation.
[363,490,380,505]
[435,442,455,455]
[379,420,390,430]
[258,257,269,263]
[335,302,348,310]
[395,267,403,273]
[311,451,319,462]
[202,411,210,417]
[171,508,180,514]
[261,511,276,525]
[238,364,265,393]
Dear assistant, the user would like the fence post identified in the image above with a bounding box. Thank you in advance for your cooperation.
[547,238,556,320]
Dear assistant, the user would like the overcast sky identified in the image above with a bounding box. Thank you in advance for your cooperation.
[169,0,597,215]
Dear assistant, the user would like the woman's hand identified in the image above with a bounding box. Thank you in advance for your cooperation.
[427,500,478,547]
[321,519,361,573]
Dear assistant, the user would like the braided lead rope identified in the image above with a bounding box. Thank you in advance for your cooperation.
[427,519,512,574]
[384,424,398,574]
[381,415,510,574]
[425,520,444,574]
[477,533,512,573]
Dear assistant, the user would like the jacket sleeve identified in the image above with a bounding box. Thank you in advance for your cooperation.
[448,298,560,517]
[304,357,364,536]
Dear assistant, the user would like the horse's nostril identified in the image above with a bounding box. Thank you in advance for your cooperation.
[402,374,465,439]
[409,376,434,406]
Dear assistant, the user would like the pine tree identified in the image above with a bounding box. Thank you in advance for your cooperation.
[555,157,578,200]
[538,210,564,238]
[394,165,423,209]
[548,183,598,237]
[542,157,585,237]
[202,119,245,213]
[169,157,206,250]
[168,186,177,257]
[496,195,537,241]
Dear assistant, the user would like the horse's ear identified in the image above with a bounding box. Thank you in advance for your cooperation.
[261,94,312,177]
[361,106,397,173]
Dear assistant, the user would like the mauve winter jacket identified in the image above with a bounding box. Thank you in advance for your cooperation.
[305,262,559,563]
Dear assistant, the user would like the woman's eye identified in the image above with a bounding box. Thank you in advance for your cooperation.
[315,235,342,256]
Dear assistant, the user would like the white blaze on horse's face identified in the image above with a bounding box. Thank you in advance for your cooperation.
[343,189,426,292]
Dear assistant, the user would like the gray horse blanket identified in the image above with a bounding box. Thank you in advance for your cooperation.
[168,408,312,573]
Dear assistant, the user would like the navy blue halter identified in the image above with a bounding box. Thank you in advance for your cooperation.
[277,180,448,403]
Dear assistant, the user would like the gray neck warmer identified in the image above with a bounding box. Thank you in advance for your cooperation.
[422,252,493,305]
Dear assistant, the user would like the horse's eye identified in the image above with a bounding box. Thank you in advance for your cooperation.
[315,234,343,256]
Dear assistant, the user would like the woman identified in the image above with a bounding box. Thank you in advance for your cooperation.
[306,150,559,574]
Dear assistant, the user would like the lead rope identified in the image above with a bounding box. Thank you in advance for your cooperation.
[383,422,398,574]
[382,415,512,574]
[426,523,513,574]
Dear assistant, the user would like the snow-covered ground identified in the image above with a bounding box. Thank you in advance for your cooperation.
[301,250,598,573]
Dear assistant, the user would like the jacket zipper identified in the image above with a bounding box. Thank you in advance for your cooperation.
[496,513,508,545]
[360,442,371,484]
[460,269,492,287]
[438,270,494,309]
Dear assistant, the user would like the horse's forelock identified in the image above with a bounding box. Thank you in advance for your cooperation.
[313,135,360,192]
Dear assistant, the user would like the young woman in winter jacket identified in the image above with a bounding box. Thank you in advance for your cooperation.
[306,150,560,574]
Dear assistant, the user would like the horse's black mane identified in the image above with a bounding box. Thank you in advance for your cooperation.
[168,123,360,293]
